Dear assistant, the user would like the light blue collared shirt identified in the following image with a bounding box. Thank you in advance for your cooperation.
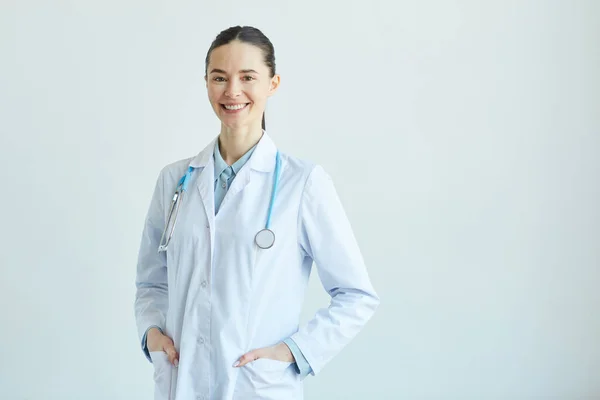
[213,139,256,213]
[142,139,313,378]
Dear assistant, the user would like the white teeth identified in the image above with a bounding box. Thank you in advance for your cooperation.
[224,104,247,110]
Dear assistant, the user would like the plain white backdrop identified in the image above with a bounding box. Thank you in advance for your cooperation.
[1,1,599,399]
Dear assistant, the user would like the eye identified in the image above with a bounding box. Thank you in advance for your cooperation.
[213,77,226,82]
[242,75,255,81]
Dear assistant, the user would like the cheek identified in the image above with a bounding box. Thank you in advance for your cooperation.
[247,86,269,104]
[207,86,222,102]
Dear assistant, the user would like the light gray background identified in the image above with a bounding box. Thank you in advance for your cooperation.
[1,1,598,399]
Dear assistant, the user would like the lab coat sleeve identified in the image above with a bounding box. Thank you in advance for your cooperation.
[134,169,169,362]
[291,165,379,376]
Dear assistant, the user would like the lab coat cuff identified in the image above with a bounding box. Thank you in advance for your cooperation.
[141,325,163,362]
[288,334,320,376]
[283,338,313,378]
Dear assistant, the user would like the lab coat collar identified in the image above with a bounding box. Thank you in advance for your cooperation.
[189,130,277,172]
[189,136,217,169]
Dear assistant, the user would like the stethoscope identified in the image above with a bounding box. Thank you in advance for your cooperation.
[158,151,282,253]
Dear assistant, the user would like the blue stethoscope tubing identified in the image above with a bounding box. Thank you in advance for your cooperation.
[158,151,281,252]
[255,151,281,249]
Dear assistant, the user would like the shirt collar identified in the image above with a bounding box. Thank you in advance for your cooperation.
[189,129,277,173]
[213,138,257,181]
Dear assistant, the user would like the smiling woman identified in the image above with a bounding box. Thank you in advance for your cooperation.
[204,28,279,133]
[134,25,379,400]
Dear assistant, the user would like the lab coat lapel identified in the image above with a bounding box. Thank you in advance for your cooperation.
[218,166,252,212]
[217,132,277,212]
[189,137,217,255]
[195,161,215,227]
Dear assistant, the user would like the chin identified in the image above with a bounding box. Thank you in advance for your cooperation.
[220,117,246,128]
[221,115,262,130]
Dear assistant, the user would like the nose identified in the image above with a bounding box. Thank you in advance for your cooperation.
[224,79,241,98]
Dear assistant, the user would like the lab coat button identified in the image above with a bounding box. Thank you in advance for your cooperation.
[201,280,207,288]
[198,337,205,344]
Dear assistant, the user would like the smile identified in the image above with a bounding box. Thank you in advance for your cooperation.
[221,103,249,113]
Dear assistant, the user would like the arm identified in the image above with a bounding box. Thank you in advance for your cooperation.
[134,170,169,362]
[291,165,380,376]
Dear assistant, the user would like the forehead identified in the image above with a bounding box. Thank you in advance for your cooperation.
[208,40,268,73]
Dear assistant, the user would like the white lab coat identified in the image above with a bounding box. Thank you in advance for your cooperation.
[134,132,379,400]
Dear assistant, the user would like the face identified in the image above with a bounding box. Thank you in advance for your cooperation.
[205,40,280,130]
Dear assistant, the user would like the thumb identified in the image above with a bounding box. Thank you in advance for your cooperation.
[163,342,179,367]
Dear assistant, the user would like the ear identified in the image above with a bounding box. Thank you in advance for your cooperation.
[268,74,281,97]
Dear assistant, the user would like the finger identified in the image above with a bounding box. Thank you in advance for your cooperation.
[233,353,252,368]
[234,350,261,368]
[163,343,179,367]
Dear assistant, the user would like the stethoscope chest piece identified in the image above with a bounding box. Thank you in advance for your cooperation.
[255,228,275,249]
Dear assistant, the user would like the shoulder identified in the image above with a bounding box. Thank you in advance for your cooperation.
[160,156,194,174]
[155,135,216,182]
[278,152,333,193]
[279,152,315,176]
[153,156,195,188]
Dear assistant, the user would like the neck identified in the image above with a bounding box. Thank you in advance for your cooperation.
[218,124,263,165]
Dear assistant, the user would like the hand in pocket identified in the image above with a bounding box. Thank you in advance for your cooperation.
[147,327,179,367]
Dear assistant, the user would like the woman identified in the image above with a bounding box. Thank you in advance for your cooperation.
[134,25,379,400]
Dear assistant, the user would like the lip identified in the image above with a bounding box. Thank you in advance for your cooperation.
[220,103,249,114]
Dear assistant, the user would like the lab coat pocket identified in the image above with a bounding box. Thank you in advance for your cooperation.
[149,351,174,400]
[247,358,293,387]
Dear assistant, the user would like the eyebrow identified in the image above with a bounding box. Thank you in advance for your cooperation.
[209,68,259,74]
